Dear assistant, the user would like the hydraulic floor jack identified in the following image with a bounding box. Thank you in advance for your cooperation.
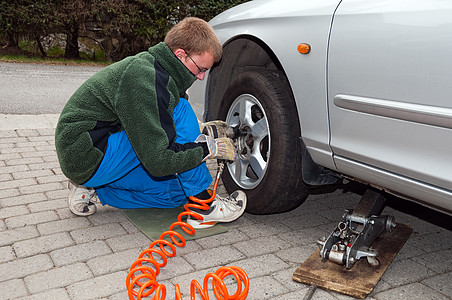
[293,188,412,299]
[317,189,396,269]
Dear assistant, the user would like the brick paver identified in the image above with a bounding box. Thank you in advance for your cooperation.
[0,126,451,300]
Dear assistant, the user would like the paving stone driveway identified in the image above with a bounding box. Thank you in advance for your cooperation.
[0,123,451,300]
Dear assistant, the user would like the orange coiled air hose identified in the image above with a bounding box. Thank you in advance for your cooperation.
[126,163,250,300]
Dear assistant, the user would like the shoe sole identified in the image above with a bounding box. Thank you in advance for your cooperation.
[187,193,247,229]
[186,219,218,229]
[68,185,97,217]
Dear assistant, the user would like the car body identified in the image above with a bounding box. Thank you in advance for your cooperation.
[188,0,452,215]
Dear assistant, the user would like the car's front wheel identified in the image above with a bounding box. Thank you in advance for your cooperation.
[217,70,309,214]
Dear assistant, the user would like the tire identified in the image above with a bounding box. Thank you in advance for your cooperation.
[216,70,309,214]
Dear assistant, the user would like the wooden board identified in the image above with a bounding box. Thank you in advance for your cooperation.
[293,223,413,299]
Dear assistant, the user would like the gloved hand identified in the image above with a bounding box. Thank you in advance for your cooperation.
[200,120,233,139]
[195,134,237,162]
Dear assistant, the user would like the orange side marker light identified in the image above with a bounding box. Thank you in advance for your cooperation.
[297,43,311,54]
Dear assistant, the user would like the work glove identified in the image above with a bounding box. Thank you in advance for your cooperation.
[195,134,237,162]
[200,120,233,139]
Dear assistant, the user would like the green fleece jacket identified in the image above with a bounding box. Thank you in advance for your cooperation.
[55,42,206,185]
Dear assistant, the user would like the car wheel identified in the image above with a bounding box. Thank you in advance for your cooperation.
[217,70,309,214]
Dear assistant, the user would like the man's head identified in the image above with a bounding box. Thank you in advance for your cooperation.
[165,17,222,80]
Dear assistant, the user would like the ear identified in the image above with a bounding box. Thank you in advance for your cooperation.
[173,48,186,60]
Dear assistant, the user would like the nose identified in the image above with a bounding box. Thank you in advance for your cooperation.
[196,72,206,80]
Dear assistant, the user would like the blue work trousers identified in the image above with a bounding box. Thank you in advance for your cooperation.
[83,98,212,209]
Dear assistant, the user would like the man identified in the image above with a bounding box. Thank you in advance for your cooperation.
[55,17,247,229]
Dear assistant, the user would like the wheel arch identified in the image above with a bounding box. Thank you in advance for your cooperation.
[205,35,298,133]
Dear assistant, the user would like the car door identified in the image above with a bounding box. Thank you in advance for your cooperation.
[327,0,452,209]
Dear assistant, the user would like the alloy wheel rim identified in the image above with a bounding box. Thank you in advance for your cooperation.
[225,94,271,189]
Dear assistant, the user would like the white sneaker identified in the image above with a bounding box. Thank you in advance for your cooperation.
[187,190,247,229]
[68,182,98,216]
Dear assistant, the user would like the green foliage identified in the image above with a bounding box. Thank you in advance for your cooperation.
[190,0,249,20]
[45,45,65,57]
[0,0,55,46]
[0,0,249,61]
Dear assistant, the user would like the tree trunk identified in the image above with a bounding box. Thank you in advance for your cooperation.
[6,32,20,48]
[64,24,80,59]
[35,34,47,57]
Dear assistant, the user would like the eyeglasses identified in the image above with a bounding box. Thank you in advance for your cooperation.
[186,54,209,75]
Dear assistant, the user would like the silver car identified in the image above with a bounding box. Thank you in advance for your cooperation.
[188,0,452,216]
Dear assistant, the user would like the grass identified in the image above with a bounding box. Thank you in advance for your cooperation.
[0,38,112,66]
[0,41,111,66]
[0,54,111,66]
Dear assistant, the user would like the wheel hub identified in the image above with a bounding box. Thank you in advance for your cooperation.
[236,126,253,158]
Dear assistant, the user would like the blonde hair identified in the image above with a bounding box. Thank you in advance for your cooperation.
[164,17,222,62]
